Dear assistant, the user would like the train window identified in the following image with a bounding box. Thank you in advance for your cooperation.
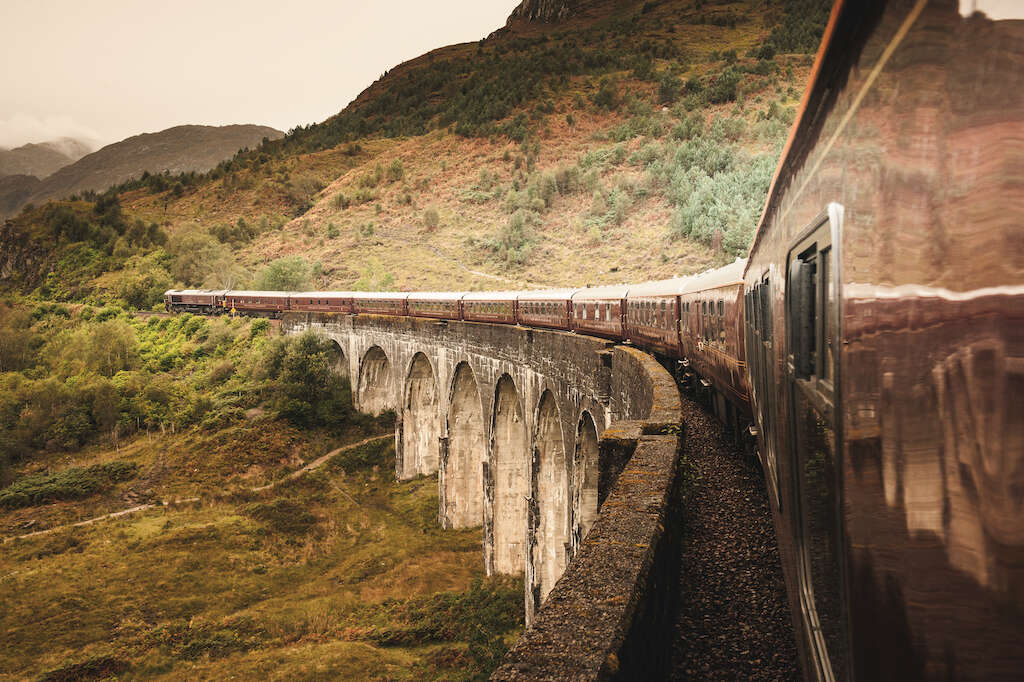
[789,248,817,381]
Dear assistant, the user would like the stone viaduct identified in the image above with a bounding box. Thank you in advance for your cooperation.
[282,312,686,677]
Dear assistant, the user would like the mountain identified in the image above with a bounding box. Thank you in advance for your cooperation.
[0,124,284,218]
[1,0,830,300]
[0,175,42,218]
[0,138,92,179]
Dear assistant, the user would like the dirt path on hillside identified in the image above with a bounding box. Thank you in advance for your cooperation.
[2,433,392,544]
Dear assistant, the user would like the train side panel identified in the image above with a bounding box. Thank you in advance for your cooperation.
[679,282,750,424]
[744,2,1024,680]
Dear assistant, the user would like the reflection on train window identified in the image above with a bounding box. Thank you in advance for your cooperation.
[787,217,844,680]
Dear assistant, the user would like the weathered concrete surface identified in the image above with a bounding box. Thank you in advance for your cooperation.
[282,313,614,622]
[493,346,684,681]
[281,313,683,665]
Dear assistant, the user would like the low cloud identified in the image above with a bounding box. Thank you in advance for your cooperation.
[0,113,102,150]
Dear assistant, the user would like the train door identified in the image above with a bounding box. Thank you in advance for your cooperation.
[785,205,848,682]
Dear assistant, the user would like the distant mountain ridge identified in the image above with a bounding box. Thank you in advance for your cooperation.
[0,124,283,218]
[0,138,93,179]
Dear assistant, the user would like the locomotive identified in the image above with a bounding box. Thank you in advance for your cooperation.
[165,0,1023,679]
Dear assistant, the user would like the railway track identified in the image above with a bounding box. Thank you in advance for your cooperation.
[671,393,798,680]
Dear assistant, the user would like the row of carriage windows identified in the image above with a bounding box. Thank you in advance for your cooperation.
[622,298,727,341]
[409,300,458,312]
[521,301,563,317]
[574,302,615,322]
[627,299,672,330]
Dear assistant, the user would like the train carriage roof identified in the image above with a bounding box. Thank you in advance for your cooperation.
[223,290,292,297]
[406,291,466,302]
[678,258,746,294]
[515,288,579,301]
[349,291,410,300]
[461,290,519,301]
[165,289,229,296]
[623,277,693,299]
[290,291,356,299]
[571,284,630,301]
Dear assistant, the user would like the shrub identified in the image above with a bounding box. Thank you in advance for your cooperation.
[708,67,741,104]
[658,72,683,103]
[591,77,620,110]
[244,499,319,536]
[0,461,138,509]
[387,158,405,182]
[255,256,313,291]
[423,207,440,230]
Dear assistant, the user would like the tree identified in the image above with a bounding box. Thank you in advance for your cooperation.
[115,254,173,309]
[167,227,231,285]
[255,256,313,291]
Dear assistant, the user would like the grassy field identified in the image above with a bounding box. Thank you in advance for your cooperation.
[0,308,522,680]
[0,437,522,681]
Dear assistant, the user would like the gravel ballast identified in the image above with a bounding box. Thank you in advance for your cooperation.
[671,393,800,680]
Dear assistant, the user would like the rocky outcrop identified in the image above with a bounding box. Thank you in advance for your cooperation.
[507,0,585,24]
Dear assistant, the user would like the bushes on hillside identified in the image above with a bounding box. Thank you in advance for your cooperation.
[0,461,137,509]
[259,331,357,429]
[255,256,315,291]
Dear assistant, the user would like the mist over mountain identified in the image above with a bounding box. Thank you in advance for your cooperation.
[0,124,283,218]
[0,138,93,179]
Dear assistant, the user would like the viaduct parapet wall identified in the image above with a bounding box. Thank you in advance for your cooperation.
[281,313,684,674]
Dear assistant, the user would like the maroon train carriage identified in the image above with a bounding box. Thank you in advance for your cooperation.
[623,278,688,357]
[406,292,463,320]
[462,291,517,324]
[288,291,354,314]
[570,284,628,340]
[741,1,1024,679]
[222,290,290,316]
[516,289,575,331]
[351,291,409,316]
[678,259,750,427]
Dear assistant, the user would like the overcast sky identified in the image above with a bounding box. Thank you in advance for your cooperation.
[0,0,519,149]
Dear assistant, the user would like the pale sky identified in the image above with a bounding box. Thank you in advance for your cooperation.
[0,0,519,149]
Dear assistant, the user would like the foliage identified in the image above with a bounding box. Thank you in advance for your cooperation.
[260,331,356,429]
[167,227,231,286]
[764,0,832,54]
[328,437,394,474]
[254,256,313,291]
[244,499,320,536]
[423,207,440,230]
[114,251,173,309]
[0,461,137,509]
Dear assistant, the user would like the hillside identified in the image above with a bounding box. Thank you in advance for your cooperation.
[0,137,92,179]
[0,124,285,219]
[0,305,521,679]
[1,0,830,300]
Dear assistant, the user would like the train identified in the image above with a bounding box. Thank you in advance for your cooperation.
[164,1,1023,679]
[164,259,752,433]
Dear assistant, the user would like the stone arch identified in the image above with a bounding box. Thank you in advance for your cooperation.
[444,362,485,527]
[402,352,440,479]
[492,374,529,574]
[534,390,569,603]
[327,339,348,380]
[358,346,392,416]
[573,411,600,550]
